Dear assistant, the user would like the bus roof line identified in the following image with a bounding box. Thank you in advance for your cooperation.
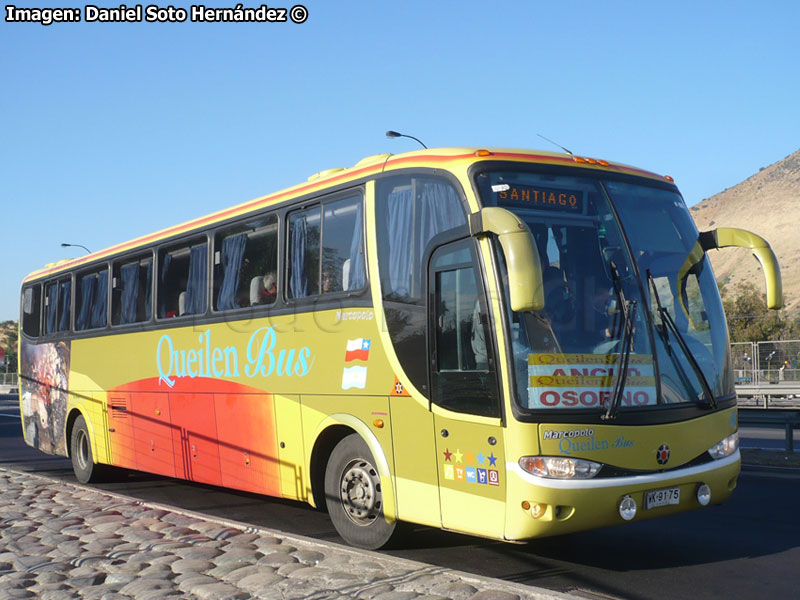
[23,148,667,282]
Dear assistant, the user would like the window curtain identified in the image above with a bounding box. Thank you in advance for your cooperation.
[184,244,207,315]
[58,280,71,332]
[217,233,247,310]
[144,260,153,320]
[90,270,108,328]
[120,263,140,325]
[290,216,307,298]
[347,201,366,290]
[386,188,413,297]
[159,254,172,318]
[76,275,96,330]
[418,182,466,262]
[45,284,58,334]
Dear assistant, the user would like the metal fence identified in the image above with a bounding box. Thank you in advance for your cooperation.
[732,340,800,386]
[0,373,17,387]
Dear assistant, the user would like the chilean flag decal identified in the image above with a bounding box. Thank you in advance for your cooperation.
[345,338,371,362]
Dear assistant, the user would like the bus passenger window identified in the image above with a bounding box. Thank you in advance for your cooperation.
[375,176,468,397]
[22,285,41,337]
[44,278,72,334]
[76,268,109,331]
[158,240,207,318]
[287,195,365,300]
[58,279,71,332]
[288,206,321,299]
[213,214,278,311]
[322,197,365,294]
[112,256,153,325]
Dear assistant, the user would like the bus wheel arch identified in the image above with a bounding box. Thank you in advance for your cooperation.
[309,424,354,511]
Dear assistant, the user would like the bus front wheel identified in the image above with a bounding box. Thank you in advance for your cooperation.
[324,433,396,549]
[70,415,105,484]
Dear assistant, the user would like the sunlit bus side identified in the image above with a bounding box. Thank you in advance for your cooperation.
[18,147,782,549]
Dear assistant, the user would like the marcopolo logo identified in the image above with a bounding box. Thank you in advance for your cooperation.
[542,428,594,440]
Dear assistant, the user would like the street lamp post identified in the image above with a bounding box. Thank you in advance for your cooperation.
[385,130,428,150]
[61,243,91,254]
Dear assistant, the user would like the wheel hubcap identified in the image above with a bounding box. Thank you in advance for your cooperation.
[340,458,382,526]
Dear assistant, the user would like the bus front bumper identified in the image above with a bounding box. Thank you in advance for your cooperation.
[503,451,740,541]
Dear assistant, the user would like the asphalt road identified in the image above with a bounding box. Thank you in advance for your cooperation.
[2,396,798,600]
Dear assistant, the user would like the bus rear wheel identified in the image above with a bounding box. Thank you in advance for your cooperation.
[324,433,396,549]
[70,415,105,484]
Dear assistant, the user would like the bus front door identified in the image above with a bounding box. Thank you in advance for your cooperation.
[429,240,507,538]
[432,412,506,537]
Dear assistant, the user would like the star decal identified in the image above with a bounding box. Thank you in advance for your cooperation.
[487,452,498,467]
[452,449,463,463]
[465,451,475,465]
[443,448,452,462]
[476,452,486,465]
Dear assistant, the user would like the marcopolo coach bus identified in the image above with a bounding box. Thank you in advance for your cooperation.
[18,147,782,549]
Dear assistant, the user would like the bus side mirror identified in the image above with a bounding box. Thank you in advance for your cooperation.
[679,227,783,309]
[470,207,545,312]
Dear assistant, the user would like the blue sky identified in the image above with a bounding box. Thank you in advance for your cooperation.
[2,1,798,321]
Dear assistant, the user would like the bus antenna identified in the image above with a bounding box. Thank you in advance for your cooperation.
[537,133,573,157]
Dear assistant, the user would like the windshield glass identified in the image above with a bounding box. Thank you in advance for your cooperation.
[475,170,656,412]
[605,180,732,403]
[476,168,732,414]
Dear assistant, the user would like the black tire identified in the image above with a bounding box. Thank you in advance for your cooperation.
[324,433,397,549]
[70,415,105,484]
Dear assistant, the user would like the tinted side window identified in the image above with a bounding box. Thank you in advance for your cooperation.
[158,240,208,318]
[112,255,153,325]
[76,267,109,331]
[377,176,467,303]
[375,175,468,397]
[44,278,72,334]
[287,194,365,300]
[288,206,321,299]
[214,214,278,310]
[431,240,499,417]
[322,197,365,293]
[22,285,41,337]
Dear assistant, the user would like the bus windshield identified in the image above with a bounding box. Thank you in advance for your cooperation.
[475,169,731,415]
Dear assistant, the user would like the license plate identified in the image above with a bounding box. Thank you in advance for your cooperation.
[645,487,680,509]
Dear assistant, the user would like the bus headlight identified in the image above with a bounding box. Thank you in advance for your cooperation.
[708,432,738,459]
[519,456,601,479]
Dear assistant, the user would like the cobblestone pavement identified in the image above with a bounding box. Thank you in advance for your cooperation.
[0,468,573,600]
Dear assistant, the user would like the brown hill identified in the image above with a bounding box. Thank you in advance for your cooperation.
[690,149,800,317]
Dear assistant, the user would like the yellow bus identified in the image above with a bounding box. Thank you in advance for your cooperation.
[18,147,782,549]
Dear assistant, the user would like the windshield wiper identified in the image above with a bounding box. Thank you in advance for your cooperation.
[602,262,637,420]
[646,270,716,409]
